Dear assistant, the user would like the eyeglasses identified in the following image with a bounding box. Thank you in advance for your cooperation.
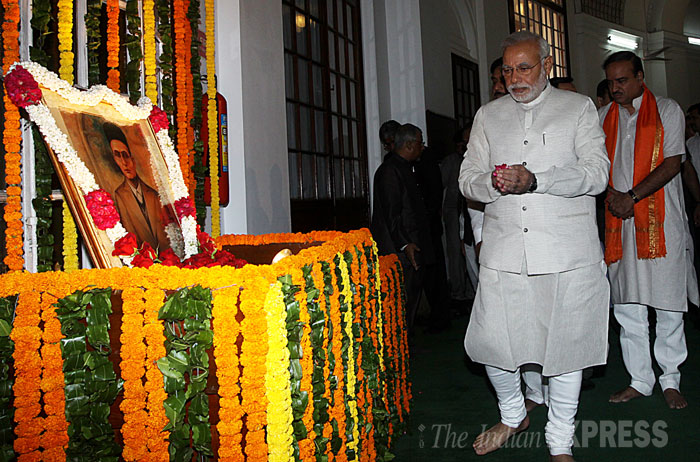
[501,58,544,77]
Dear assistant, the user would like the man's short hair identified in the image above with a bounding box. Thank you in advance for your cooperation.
[490,57,503,74]
[549,76,573,88]
[602,51,644,77]
[379,120,401,145]
[688,103,700,114]
[501,31,550,59]
[596,78,611,99]
[394,123,422,152]
[103,122,129,147]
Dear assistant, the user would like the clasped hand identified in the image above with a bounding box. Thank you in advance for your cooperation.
[492,164,534,195]
[605,187,635,219]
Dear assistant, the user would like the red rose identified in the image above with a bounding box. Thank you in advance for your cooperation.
[181,252,214,269]
[112,233,138,256]
[158,248,182,267]
[85,189,121,230]
[138,242,158,260]
[197,229,216,255]
[132,253,155,268]
[174,197,196,219]
[4,66,42,108]
[149,106,170,132]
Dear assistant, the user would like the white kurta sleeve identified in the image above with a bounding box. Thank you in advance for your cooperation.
[468,207,484,245]
[660,98,686,158]
[459,108,501,203]
[535,99,610,197]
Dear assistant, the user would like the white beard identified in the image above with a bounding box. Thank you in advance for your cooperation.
[508,67,548,103]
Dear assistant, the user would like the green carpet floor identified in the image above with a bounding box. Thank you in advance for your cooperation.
[390,309,700,461]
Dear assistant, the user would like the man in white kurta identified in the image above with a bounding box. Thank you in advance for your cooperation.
[601,52,699,409]
[459,31,610,461]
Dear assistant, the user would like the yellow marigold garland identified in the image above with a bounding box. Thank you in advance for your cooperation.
[372,241,385,375]
[328,258,347,462]
[57,0,79,272]
[143,288,169,461]
[239,277,269,461]
[338,254,360,460]
[119,288,148,461]
[106,0,121,92]
[205,0,220,236]
[143,0,158,104]
[264,282,294,462]
[57,0,74,83]
[2,0,23,271]
[213,286,243,460]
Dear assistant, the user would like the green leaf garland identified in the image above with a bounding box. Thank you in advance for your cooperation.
[157,285,214,460]
[85,0,102,86]
[125,0,143,103]
[55,289,123,461]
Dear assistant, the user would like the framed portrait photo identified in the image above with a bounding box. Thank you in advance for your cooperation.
[6,62,199,268]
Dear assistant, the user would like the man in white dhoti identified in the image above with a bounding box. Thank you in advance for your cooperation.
[459,31,610,460]
[601,51,699,409]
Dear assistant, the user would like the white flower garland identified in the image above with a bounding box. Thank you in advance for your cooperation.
[14,61,199,264]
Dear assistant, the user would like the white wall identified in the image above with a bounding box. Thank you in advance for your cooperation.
[215,0,291,235]
[419,0,473,118]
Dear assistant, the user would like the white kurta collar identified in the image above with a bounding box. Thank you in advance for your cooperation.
[518,82,551,111]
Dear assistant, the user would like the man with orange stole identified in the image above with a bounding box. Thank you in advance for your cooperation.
[601,51,699,409]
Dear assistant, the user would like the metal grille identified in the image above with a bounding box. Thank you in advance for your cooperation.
[510,0,569,78]
[283,0,369,231]
[581,0,624,25]
[452,54,480,128]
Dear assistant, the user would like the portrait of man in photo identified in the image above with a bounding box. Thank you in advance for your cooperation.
[103,122,171,252]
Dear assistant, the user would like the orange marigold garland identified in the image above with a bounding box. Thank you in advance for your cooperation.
[119,288,148,461]
[213,286,244,460]
[10,291,42,461]
[2,0,23,271]
[39,292,69,461]
[173,0,194,194]
[106,0,120,92]
[143,288,169,461]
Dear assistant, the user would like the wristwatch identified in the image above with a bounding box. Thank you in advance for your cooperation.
[527,174,538,193]
[627,189,640,203]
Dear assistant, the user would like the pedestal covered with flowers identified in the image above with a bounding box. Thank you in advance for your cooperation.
[0,228,411,461]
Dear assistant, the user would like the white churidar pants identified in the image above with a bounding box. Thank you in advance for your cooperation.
[486,366,581,456]
[522,368,548,405]
[613,303,686,395]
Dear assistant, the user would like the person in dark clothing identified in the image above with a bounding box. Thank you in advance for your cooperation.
[371,123,438,333]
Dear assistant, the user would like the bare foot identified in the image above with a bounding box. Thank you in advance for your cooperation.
[525,399,542,413]
[663,388,687,409]
[550,455,575,462]
[609,386,643,403]
[473,415,529,456]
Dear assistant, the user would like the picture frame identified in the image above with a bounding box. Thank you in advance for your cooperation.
[5,62,198,268]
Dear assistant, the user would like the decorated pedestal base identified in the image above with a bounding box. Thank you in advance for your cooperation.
[0,229,410,461]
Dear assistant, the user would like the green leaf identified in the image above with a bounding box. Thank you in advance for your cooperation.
[163,395,186,429]
[0,320,10,337]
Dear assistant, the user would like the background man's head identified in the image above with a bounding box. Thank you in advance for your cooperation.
[490,57,507,100]
[596,78,612,108]
[394,123,424,162]
[688,103,700,134]
[379,120,401,153]
[454,124,472,154]
[501,31,553,103]
[550,76,577,93]
[104,122,137,180]
[603,51,644,108]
